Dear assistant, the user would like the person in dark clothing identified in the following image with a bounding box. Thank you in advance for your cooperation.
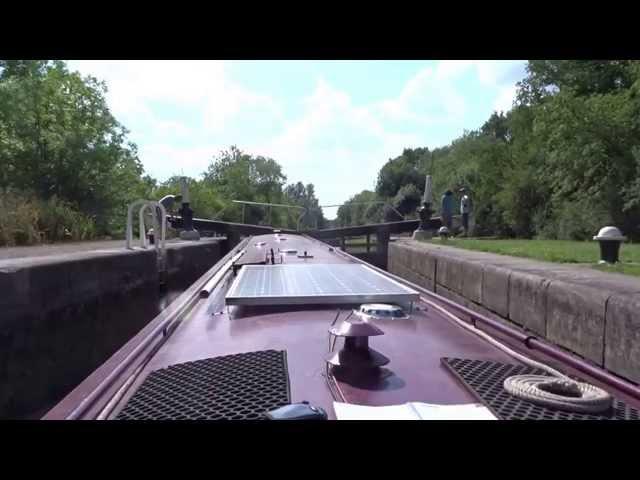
[441,190,454,229]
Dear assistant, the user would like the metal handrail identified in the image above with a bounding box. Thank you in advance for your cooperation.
[140,203,168,250]
[126,200,167,252]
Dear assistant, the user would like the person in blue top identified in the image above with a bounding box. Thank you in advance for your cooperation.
[441,189,454,230]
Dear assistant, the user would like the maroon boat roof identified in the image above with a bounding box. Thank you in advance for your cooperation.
[45,233,640,420]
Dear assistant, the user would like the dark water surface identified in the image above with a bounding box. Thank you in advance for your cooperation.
[22,277,194,419]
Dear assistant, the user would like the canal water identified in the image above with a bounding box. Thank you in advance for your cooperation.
[22,277,194,419]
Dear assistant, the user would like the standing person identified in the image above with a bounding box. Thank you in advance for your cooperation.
[441,189,454,230]
[459,187,472,236]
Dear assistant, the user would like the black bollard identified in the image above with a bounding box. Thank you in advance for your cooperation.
[599,241,621,263]
[179,203,194,231]
[593,226,626,264]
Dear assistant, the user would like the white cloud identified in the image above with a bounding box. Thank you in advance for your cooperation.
[252,78,423,209]
[139,143,221,181]
[376,61,469,125]
[64,60,526,213]
[249,61,526,210]
[67,60,283,178]
[474,60,519,86]
[375,60,524,126]
[69,61,219,115]
[69,60,282,132]
[493,84,518,114]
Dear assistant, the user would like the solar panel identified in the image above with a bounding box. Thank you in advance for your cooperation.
[225,264,419,306]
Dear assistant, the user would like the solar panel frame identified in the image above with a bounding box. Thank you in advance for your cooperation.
[225,264,420,306]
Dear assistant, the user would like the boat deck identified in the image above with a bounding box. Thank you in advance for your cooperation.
[46,233,640,420]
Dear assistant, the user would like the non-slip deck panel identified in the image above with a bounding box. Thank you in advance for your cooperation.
[442,358,640,420]
[116,350,290,420]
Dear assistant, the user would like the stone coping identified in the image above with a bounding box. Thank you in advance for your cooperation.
[388,239,640,384]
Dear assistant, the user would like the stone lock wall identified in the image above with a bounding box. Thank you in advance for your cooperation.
[388,240,640,384]
[0,238,224,418]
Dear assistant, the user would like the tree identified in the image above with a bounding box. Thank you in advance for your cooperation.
[531,86,640,238]
[337,190,382,226]
[152,176,225,220]
[203,146,287,225]
[283,181,326,229]
[481,111,511,142]
[392,184,421,217]
[0,60,149,236]
[517,60,635,105]
[338,60,640,241]
[375,148,429,198]
[0,61,329,242]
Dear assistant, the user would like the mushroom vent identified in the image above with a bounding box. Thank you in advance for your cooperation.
[326,316,389,370]
[359,303,408,320]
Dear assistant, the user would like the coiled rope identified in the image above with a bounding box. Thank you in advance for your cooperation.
[503,375,612,413]
[421,297,613,414]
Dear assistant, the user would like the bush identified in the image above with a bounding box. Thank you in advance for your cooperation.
[38,195,97,242]
[0,189,41,246]
[0,189,96,246]
[535,201,611,241]
[393,184,422,217]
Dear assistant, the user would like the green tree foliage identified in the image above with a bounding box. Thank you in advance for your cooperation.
[0,60,149,237]
[153,175,225,219]
[6,59,640,243]
[337,190,385,226]
[202,146,289,226]
[392,184,421,217]
[532,89,640,235]
[517,60,635,104]
[283,181,326,229]
[355,60,640,241]
[0,61,323,243]
[375,148,430,198]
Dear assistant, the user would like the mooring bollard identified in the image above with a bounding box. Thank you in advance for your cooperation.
[412,174,435,240]
[178,176,200,241]
[593,226,626,264]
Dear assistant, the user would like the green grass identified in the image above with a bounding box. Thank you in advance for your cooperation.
[423,238,640,277]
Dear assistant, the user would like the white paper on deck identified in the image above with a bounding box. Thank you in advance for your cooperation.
[410,402,496,420]
[333,402,496,420]
[333,402,417,420]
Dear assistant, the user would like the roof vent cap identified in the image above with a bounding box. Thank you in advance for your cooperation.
[358,303,408,320]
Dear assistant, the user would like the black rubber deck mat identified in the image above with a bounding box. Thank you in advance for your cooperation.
[116,350,290,420]
[442,357,640,420]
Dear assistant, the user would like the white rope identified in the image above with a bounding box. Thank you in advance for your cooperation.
[421,297,612,414]
[503,375,612,413]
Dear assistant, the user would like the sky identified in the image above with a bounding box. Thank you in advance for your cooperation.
[66,60,527,218]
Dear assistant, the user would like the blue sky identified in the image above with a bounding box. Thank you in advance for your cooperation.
[67,60,527,218]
